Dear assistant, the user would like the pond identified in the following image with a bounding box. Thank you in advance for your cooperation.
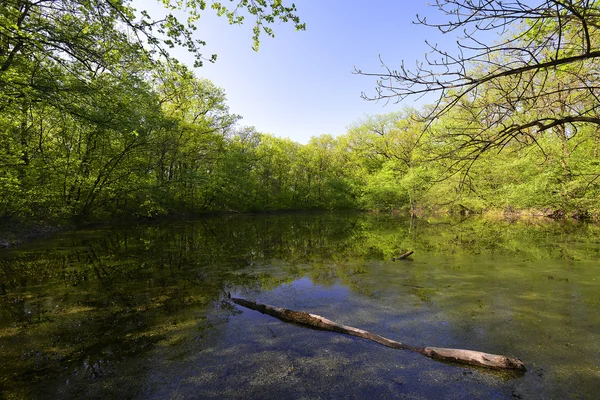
[1,212,599,399]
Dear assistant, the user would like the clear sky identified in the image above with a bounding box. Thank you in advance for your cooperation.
[133,1,461,144]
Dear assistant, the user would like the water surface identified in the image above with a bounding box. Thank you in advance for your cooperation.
[1,213,599,399]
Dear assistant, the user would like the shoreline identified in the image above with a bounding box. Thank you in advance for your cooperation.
[1,206,597,250]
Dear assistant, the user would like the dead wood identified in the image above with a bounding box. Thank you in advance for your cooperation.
[231,297,525,371]
[392,250,414,260]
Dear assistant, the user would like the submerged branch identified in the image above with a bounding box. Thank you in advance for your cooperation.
[393,250,414,260]
[231,298,526,371]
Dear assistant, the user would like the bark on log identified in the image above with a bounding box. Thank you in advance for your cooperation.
[231,298,525,371]
[392,250,414,260]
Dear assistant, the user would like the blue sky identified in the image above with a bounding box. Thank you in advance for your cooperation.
[134,1,464,143]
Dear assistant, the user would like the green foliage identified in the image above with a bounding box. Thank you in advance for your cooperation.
[361,165,406,210]
[2,0,600,223]
[0,0,310,222]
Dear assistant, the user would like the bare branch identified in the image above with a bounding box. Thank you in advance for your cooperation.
[356,0,600,171]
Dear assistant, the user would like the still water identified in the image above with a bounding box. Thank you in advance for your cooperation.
[0,212,599,399]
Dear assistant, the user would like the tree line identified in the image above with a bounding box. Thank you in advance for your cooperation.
[2,0,600,223]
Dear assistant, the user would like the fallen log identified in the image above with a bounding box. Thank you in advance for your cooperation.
[392,250,414,260]
[231,297,525,371]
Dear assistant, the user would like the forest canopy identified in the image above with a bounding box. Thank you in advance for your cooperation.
[1,0,600,224]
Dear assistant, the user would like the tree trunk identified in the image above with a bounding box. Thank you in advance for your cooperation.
[231,298,525,372]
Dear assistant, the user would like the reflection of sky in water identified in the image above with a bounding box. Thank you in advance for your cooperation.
[269,277,351,302]
[0,213,599,399]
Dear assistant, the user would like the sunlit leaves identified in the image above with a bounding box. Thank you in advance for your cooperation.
[151,0,305,60]
[0,0,305,222]
[358,0,600,172]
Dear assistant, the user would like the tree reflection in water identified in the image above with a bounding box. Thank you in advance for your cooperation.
[0,213,599,398]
